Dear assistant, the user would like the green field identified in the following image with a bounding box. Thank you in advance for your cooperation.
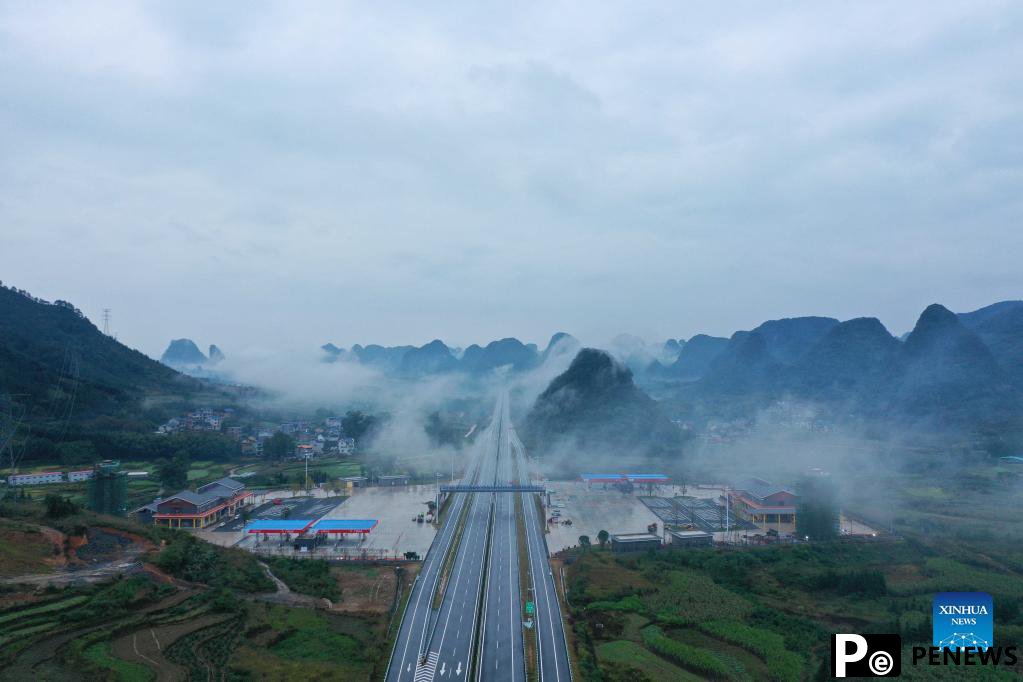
[568,516,1023,680]
[597,639,703,681]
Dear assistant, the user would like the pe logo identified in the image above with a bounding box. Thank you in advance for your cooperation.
[933,592,992,651]
[831,634,901,677]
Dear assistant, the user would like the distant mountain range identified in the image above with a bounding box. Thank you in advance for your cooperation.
[643,302,1023,447]
[320,333,578,377]
[160,339,225,369]
[6,278,1018,451]
[0,285,197,423]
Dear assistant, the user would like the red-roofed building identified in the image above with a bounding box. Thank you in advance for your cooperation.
[728,478,798,534]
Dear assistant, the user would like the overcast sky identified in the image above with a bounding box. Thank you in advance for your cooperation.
[2,2,1021,358]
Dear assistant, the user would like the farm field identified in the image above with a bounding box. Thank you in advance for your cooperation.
[566,536,1023,681]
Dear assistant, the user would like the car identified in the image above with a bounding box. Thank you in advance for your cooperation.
[272,498,283,505]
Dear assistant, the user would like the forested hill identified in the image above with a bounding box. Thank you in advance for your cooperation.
[522,348,685,461]
[0,284,198,424]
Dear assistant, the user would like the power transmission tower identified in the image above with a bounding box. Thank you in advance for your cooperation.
[102,308,111,335]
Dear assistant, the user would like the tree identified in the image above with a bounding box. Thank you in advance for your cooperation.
[264,432,294,461]
[44,494,79,519]
[796,473,839,541]
[341,410,378,443]
[56,440,98,466]
[596,529,609,548]
[155,451,189,491]
[579,535,591,549]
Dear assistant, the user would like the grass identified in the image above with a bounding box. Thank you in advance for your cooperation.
[82,641,154,682]
[231,604,379,681]
[567,526,1023,680]
[641,624,734,678]
[596,639,703,681]
[0,595,89,625]
[264,556,340,601]
[0,519,58,577]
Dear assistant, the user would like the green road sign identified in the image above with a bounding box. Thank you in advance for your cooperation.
[525,601,535,615]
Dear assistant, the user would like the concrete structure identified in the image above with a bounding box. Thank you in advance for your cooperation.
[666,529,714,548]
[88,460,128,516]
[378,474,410,486]
[610,532,662,553]
[728,478,797,534]
[310,519,378,535]
[7,471,63,486]
[580,473,670,485]
[243,519,315,535]
[147,477,251,529]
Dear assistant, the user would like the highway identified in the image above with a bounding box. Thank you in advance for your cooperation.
[385,409,491,681]
[385,394,570,681]
[478,396,524,681]
[508,399,573,682]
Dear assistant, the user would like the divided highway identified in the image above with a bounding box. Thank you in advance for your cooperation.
[385,394,570,681]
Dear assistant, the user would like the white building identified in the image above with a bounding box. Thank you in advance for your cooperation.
[8,471,64,486]
[68,470,94,483]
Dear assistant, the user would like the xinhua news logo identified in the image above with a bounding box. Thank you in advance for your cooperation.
[831,634,901,678]
[932,592,992,651]
[831,592,1019,677]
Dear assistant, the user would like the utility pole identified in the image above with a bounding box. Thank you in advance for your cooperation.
[725,489,730,544]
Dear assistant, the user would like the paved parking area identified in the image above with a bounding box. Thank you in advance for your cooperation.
[315,484,438,556]
[544,481,663,553]
[216,496,346,532]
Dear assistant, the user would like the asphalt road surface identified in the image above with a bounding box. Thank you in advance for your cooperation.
[510,414,572,682]
[386,394,570,682]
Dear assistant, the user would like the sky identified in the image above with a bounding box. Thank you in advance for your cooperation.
[1,1,1021,359]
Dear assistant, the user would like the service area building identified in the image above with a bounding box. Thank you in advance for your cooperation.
[666,529,714,548]
[610,532,662,553]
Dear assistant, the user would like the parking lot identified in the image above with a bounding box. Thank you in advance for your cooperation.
[216,496,346,532]
[316,484,438,557]
[544,481,663,553]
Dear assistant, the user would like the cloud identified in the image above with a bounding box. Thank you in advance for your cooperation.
[1,2,1021,355]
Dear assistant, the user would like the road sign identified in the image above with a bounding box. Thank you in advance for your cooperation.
[525,601,535,615]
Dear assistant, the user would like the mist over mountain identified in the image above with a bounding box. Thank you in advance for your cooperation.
[160,338,208,366]
[541,333,580,363]
[652,333,730,381]
[659,303,1023,449]
[750,316,839,364]
[521,348,684,463]
[399,340,459,376]
[208,344,225,364]
[787,317,900,404]
[461,338,539,374]
[958,300,1023,389]
[317,335,576,378]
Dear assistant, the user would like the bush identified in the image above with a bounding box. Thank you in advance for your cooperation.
[641,625,732,678]
[43,494,79,519]
[264,558,340,601]
[153,533,272,593]
[809,569,887,596]
[699,619,803,682]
